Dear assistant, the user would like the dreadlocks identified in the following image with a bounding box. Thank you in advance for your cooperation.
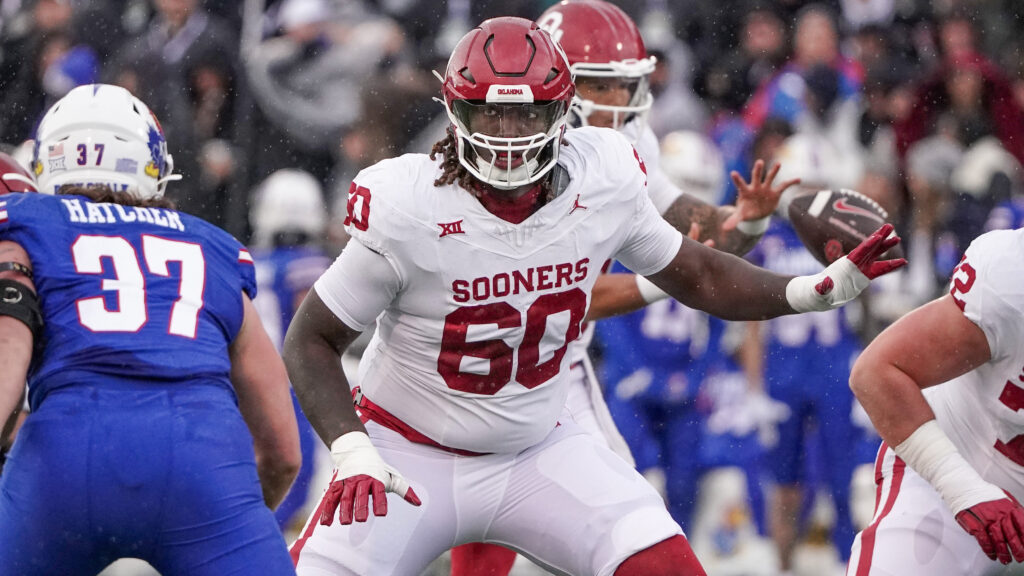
[429,129,477,192]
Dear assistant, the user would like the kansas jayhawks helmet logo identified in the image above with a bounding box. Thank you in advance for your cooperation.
[144,113,166,179]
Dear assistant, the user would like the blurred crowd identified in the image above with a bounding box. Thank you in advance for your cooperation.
[6,0,1024,575]
[2,0,1024,275]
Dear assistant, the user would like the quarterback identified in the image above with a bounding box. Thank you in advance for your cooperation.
[285,17,903,576]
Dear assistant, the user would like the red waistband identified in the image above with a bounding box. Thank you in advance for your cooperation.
[351,387,490,457]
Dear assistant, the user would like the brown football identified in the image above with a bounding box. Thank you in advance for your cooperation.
[0,152,37,194]
[787,188,903,266]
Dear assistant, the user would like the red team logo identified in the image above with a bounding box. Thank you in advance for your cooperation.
[833,198,883,222]
[438,220,465,238]
[569,194,587,215]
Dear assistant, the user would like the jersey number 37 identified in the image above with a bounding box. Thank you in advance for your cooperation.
[72,234,205,338]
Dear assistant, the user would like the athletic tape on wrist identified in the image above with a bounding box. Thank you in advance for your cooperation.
[785,257,867,313]
[784,273,829,313]
[736,216,770,236]
[894,420,1006,514]
[330,431,374,467]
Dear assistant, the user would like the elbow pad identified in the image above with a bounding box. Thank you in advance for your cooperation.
[0,279,43,340]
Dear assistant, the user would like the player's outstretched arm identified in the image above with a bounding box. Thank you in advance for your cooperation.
[851,293,1024,564]
[0,241,36,453]
[661,159,797,257]
[284,290,420,525]
[230,295,301,510]
[586,224,707,322]
[644,223,905,321]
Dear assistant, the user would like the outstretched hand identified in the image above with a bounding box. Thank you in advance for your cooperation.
[320,431,421,526]
[722,159,801,231]
[785,223,906,313]
[956,492,1024,564]
[846,223,906,280]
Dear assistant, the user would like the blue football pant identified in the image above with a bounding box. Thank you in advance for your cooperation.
[0,385,295,576]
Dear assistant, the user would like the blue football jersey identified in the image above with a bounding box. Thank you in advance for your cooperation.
[746,218,861,358]
[251,246,331,350]
[746,217,865,560]
[596,262,722,404]
[0,193,256,410]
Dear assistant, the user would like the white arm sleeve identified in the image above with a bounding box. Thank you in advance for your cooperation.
[313,239,401,331]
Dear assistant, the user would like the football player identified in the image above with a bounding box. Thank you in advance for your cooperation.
[743,133,869,573]
[450,3,797,572]
[0,151,34,477]
[284,17,903,576]
[848,226,1024,575]
[0,84,300,575]
[537,0,781,255]
[248,169,333,533]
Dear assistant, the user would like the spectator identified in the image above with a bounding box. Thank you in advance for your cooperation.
[895,52,1024,168]
[108,0,241,224]
[743,3,863,133]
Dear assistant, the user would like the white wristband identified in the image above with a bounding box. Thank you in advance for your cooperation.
[894,420,1005,514]
[635,275,669,304]
[736,216,770,236]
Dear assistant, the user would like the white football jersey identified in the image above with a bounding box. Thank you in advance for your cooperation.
[567,119,685,365]
[925,228,1024,499]
[621,118,683,215]
[316,126,683,454]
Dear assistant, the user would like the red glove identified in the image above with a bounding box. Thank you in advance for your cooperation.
[845,223,906,280]
[319,431,421,526]
[955,493,1024,564]
[786,223,907,313]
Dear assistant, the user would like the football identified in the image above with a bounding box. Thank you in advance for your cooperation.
[787,188,903,266]
[0,152,37,194]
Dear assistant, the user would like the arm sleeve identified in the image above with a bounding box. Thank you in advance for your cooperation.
[313,239,401,332]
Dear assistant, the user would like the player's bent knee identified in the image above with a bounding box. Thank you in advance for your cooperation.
[614,535,707,576]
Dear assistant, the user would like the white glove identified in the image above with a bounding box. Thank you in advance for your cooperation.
[319,431,421,525]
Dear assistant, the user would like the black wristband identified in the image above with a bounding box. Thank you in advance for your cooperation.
[0,278,43,339]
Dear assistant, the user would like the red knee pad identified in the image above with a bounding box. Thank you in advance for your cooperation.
[614,535,707,576]
[450,542,517,576]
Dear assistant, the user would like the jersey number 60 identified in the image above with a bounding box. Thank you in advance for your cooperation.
[438,288,586,395]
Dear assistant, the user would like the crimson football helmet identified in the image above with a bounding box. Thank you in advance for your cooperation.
[537,0,655,129]
[440,17,575,190]
[0,152,37,194]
